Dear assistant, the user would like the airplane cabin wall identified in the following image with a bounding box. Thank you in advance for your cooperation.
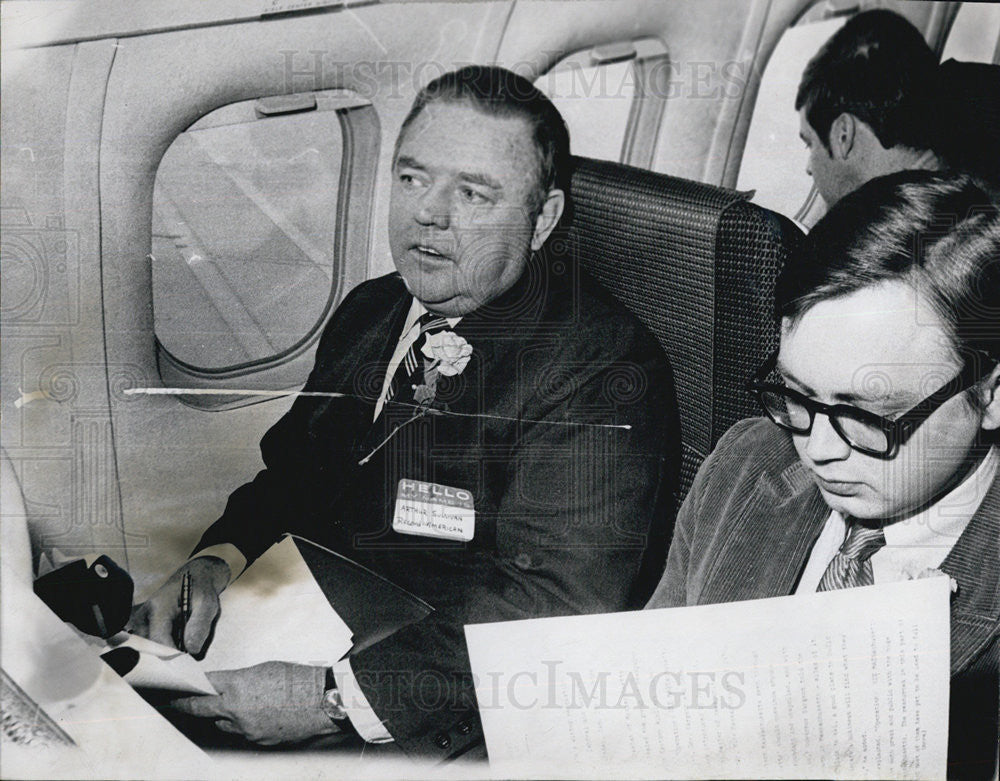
[2,42,130,565]
[495,0,770,184]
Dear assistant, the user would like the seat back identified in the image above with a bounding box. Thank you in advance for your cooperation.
[551,156,803,504]
[938,59,1000,192]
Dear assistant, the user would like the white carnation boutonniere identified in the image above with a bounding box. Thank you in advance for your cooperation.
[422,331,473,376]
[411,331,473,406]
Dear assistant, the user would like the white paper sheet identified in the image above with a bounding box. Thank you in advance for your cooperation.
[103,632,218,695]
[1,516,211,779]
[465,577,951,780]
[201,536,354,672]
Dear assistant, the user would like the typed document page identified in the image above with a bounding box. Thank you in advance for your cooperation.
[465,577,950,780]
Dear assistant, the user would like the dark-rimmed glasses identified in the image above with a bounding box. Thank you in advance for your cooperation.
[747,349,996,459]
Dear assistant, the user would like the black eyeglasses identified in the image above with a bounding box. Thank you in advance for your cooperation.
[747,349,996,459]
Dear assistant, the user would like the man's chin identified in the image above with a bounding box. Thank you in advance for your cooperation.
[414,291,479,317]
[398,280,487,316]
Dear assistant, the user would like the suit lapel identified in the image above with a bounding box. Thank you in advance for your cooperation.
[427,261,547,417]
[940,468,1000,675]
[700,460,830,603]
[353,285,416,455]
[440,312,506,415]
[353,263,541,452]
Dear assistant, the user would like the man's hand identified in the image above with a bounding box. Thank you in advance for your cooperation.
[170,662,341,745]
[128,557,230,656]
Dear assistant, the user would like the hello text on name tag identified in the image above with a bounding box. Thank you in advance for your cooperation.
[393,479,475,542]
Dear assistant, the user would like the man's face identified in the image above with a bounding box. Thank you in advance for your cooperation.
[777,280,990,520]
[799,110,857,207]
[388,102,546,316]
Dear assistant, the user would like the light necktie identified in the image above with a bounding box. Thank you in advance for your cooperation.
[382,313,450,407]
[816,520,887,591]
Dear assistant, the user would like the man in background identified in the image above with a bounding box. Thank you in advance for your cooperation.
[796,10,945,207]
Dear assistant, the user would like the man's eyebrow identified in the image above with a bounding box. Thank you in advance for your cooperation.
[458,171,503,191]
[831,389,911,405]
[395,155,423,171]
[393,157,502,191]
[837,382,924,407]
[775,360,812,394]
[777,360,913,405]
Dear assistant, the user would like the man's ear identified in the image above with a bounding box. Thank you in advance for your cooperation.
[979,362,1000,431]
[530,189,566,251]
[828,113,857,160]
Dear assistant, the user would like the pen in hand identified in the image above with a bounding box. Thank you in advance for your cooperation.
[176,570,192,653]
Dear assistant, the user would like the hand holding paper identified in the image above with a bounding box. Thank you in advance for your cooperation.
[128,556,229,657]
[170,661,342,745]
[198,536,354,671]
[112,538,354,692]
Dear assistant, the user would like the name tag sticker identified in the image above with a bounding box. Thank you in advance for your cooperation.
[393,480,475,542]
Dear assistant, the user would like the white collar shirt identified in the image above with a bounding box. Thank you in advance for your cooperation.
[796,447,998,593]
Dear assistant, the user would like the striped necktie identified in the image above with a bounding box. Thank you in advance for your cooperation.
[817,520,887,591]
[383,313,451,407]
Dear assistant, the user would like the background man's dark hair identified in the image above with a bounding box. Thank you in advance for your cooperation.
[795,9,939,154]
[394,65,571,213]
[776,171,1000,363]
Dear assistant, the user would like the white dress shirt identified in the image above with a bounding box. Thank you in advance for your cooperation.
[796,447,998,593]
[192,296,460,742]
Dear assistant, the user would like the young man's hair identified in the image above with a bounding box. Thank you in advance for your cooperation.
[796,9,939,154]
[776,171,1000,364]
[393,65,571,213]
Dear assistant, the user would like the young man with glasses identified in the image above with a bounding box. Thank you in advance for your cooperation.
[648,171,999,778]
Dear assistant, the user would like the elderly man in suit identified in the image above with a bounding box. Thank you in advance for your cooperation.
[649,171,999,779]
[133,65,679,758]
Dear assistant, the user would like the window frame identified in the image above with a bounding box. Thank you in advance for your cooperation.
[153,94,379,409]
[536,37,670,169]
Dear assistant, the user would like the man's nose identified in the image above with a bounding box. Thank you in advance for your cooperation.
[803,412,851,463]
[415,185,451,230]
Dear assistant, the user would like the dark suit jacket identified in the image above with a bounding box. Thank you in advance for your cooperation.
[196,257,680,758]
[648,417,999,780]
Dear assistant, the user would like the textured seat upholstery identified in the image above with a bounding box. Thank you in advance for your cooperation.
[548,156,804,506]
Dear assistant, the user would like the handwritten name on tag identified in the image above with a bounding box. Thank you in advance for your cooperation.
[393,480,475,542]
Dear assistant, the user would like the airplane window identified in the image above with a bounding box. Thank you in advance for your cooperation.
[941,2,1000,63]
[536,39,669,169]
[736,14,847,230]
[151,91,369,371]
